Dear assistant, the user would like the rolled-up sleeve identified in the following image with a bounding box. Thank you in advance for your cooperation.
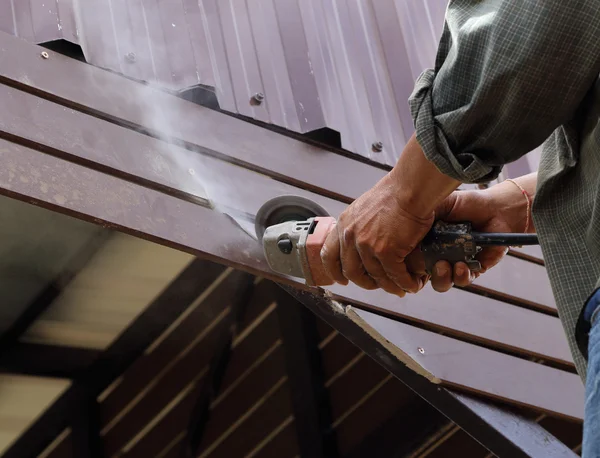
[409,0,600,183]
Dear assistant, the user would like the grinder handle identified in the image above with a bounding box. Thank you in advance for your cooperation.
[306,217,451,286]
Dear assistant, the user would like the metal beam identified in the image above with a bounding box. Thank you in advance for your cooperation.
[2,259,226,458]
[278,285,578,458]
[275,287,338,458]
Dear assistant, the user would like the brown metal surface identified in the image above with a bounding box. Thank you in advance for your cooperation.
[0,31,386,202]
[0,137,572,367]
[353,308,583,420]
[0,53,558,314]
[0,39,552,310]
[0,139,581,419]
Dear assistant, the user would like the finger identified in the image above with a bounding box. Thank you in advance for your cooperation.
[431,260,453,292]
[405,249,430,291]
[477,247,508,272]
[378,258,423,293]
[340,230,378,290]
[377,252,422,293]
[405,248,427,276]
[453,262,472,287]
[320,228,347,285]
[356,245,406,296]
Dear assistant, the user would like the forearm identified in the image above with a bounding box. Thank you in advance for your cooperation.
[389,134,461,220]
[490,173,537,233]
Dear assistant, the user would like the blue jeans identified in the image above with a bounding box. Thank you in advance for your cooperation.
[583,290,600,457]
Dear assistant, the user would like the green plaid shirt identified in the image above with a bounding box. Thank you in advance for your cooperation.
[409,0,600,380]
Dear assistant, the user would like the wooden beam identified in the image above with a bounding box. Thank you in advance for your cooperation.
[183,276,255,457]
[1,258,226,458]
[98,269,237,427]
[0,231,107,357]
[279,285,579,458]
[120,299,282,458]
[100,274,254,456]
[275,287,338,458]
[70,399,102,458]
[345,398,450,458]
[0,343,99,379]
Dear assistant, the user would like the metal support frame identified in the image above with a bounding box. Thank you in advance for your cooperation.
[275,287,338,458]
[279,285,577,458]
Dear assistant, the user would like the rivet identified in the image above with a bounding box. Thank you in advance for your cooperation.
[40,51,49,59]
[125,52,136,63]
[251,92,265,104]
[188,168,195,175]
[372,141,383,153]
[418,347,425,354]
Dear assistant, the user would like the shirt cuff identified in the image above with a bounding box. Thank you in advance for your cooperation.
[408,70,501,184]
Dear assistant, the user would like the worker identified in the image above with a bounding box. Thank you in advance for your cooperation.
[319,2,600,455]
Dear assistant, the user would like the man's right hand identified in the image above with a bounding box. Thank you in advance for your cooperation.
[427,174,536,292]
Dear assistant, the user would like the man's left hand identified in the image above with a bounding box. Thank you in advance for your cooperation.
[320,172,433,296]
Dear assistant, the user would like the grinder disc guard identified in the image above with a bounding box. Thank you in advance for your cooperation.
[254,195,329,240]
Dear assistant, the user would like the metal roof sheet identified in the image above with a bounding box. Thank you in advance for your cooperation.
[0,0,449,166]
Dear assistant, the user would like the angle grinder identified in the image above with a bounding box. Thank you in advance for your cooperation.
[255,196,539,287]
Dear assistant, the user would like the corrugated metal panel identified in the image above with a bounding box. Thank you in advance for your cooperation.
[0,0,78,43]
[201,0,446,165]
[74,0,215,89]
[0,0,448,166]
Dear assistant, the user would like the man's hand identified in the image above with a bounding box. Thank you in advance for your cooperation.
[320,173,433,296]
[430,174,536,292]
[319,134,460,296]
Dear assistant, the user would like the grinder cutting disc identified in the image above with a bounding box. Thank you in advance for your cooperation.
[254,195,329,241]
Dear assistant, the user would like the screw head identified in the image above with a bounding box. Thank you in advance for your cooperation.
[188,168,195,176]
[251,92,265,104]
[418,347,425,354]
[372,141,383,153]
[40,51,49,59]
[125,52,136,63]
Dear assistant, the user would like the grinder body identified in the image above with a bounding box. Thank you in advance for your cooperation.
[261,216,337,286]
[261,216,539,287]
